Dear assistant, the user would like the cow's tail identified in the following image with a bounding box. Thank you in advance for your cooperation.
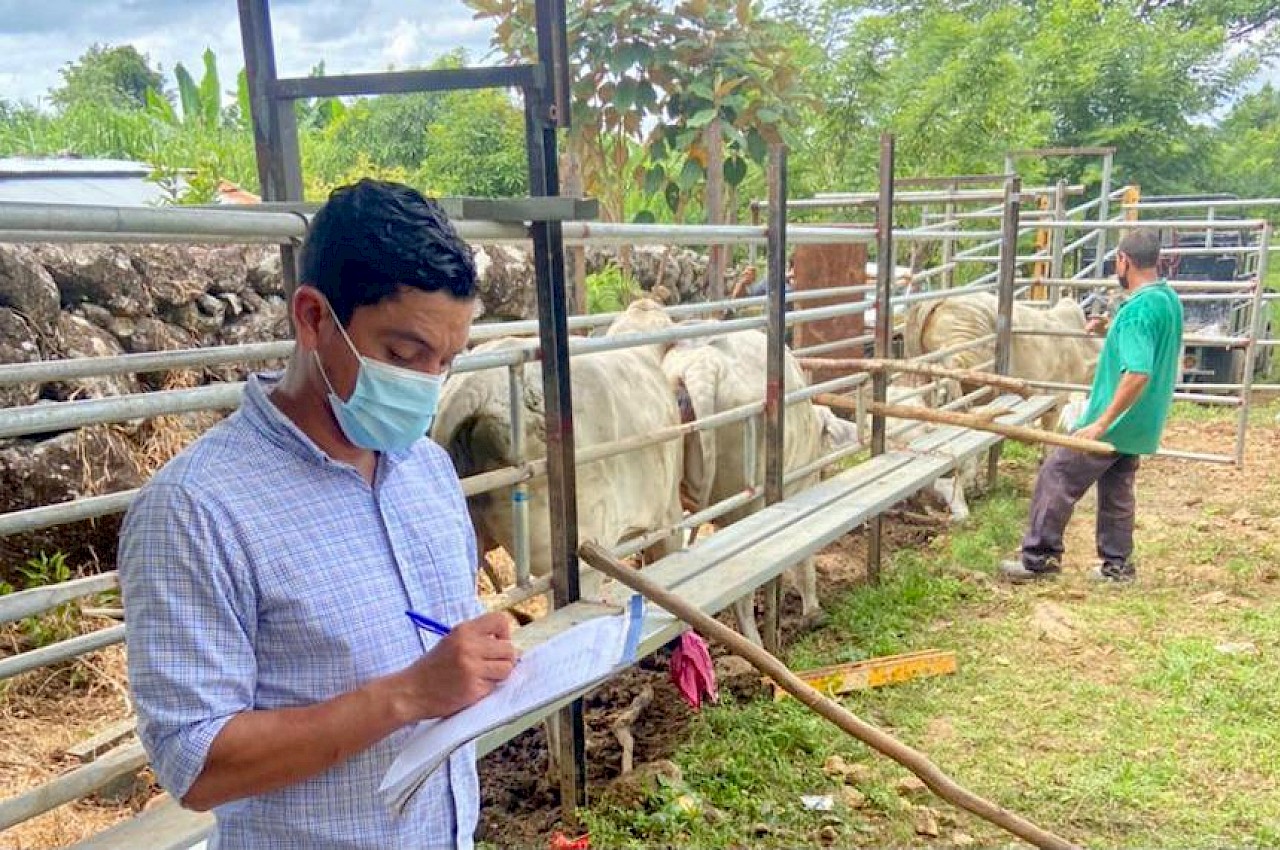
[903,298,947,359]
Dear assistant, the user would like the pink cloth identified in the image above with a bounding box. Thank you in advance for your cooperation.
[669,631,718,710]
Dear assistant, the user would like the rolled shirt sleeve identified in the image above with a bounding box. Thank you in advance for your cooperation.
[119,482,258,800]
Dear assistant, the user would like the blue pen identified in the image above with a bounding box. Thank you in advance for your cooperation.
[405,609,452,638]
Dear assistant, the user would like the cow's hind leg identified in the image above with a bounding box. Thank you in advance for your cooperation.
[789,556,826,630]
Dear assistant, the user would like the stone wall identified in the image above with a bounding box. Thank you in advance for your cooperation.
[0,241,711,582]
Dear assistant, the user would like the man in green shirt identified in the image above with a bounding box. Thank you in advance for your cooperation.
[1002,229,1184,583]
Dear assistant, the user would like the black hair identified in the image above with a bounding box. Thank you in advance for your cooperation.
[1117,229,1161,270]
[299,178,477,325]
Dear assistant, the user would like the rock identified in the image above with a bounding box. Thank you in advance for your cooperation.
[219,292,245,318]
[714,654,766,700]
[473,244,536,320]
[913,806,941,838]
[34,244,154,318]
[76,303,115,330]
[584,245,708,304]
[120,317,197,354]
[0,244,61,339]
[246,248,285,297]
[0,427,148,580]
[823,754,852,779]
[1031,601,1080,645]
[196,247,250,295]
[0,307,43,408]
[602,759,682,809]
[839,786,868,809]
[48,313,140,400]
[220,297,290,346]
[951,830,975,846]
[816,824,840,844]
[896,776,928,798]
[128,246,210,315]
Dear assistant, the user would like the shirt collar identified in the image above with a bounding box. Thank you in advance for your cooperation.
[239,370,413,471]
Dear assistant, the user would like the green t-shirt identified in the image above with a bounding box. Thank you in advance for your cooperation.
[1077,280,1184,455]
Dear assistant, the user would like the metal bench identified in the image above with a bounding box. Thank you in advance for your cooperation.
[64,392,1055,849]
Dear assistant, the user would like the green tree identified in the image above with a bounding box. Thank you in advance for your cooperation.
[805,0,1270,194]
[418,88,528,197]
[50,44,165,111]
[1211,84,1280,199]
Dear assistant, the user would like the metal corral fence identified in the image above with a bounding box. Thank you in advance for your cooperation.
[3,158,1276,842]
[0,151,1034,840]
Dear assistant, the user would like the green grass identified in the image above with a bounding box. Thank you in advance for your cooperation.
[582,421,1280,848]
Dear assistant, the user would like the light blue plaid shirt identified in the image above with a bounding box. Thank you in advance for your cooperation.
[119,371,483,850]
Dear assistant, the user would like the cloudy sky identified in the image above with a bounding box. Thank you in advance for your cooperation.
[0,1,495,107]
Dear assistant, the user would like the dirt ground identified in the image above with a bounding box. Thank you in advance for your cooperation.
[2,409,1270,849]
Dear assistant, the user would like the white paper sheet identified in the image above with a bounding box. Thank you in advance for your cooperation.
[380,599,644,813]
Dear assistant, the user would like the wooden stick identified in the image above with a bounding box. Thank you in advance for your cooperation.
[864,402,1114,455]
[579,542,1083,850]
[611,684,654,776]
[799,357,1034,398]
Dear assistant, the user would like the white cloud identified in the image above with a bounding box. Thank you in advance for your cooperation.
[383,19,421,68]
[0,0,493,106]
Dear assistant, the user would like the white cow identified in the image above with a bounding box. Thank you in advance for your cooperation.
[431,336,685,602]
[904,291,1101,397]
[607,300,855,646]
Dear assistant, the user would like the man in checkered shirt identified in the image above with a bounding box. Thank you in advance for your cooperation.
[119,179,517,849]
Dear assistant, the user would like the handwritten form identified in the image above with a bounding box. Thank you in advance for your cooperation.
[380,596,645,813]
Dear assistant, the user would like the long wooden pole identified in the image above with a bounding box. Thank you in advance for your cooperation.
[859,400,1113,455]
[579,543,1083,850]
[798,357,1034,398]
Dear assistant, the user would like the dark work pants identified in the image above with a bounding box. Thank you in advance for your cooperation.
[1021,448,1140,569]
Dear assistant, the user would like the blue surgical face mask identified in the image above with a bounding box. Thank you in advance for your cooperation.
[314,304,445,452]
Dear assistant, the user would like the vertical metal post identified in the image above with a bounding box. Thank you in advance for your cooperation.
[1091,151,1114,278]
[1049,179,1067,300]
[867,134,894,585]
[988,177,1021,487]
[508,364,531,588]
[706,117,726,301]
[1235,223,1270,468]
[762,144,788,655]
[1206,206,1216,250]
[748,201,761,272]
[528,0,584,816]
[942,181,957,289]
[237,0,304,291]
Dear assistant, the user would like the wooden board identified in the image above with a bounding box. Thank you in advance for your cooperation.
[773,650,958,701]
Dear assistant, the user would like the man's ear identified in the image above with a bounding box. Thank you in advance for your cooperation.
[293,286,329,351]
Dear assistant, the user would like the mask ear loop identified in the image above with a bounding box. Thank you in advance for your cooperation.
[313,296,363,400]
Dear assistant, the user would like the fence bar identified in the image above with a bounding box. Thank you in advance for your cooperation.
[0,572,119,625]
[0,742,148,832]
[1156,448,1236,464]
[0,383,245,440]
[1023,218,1268,231]
[1125,198,1280,210]
[1015,277,1255,292]
[0,491,138,539]
[867,134,895,585]
[1236,223,1271,467]
[0,342,291,387]
[0,625,126,682]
